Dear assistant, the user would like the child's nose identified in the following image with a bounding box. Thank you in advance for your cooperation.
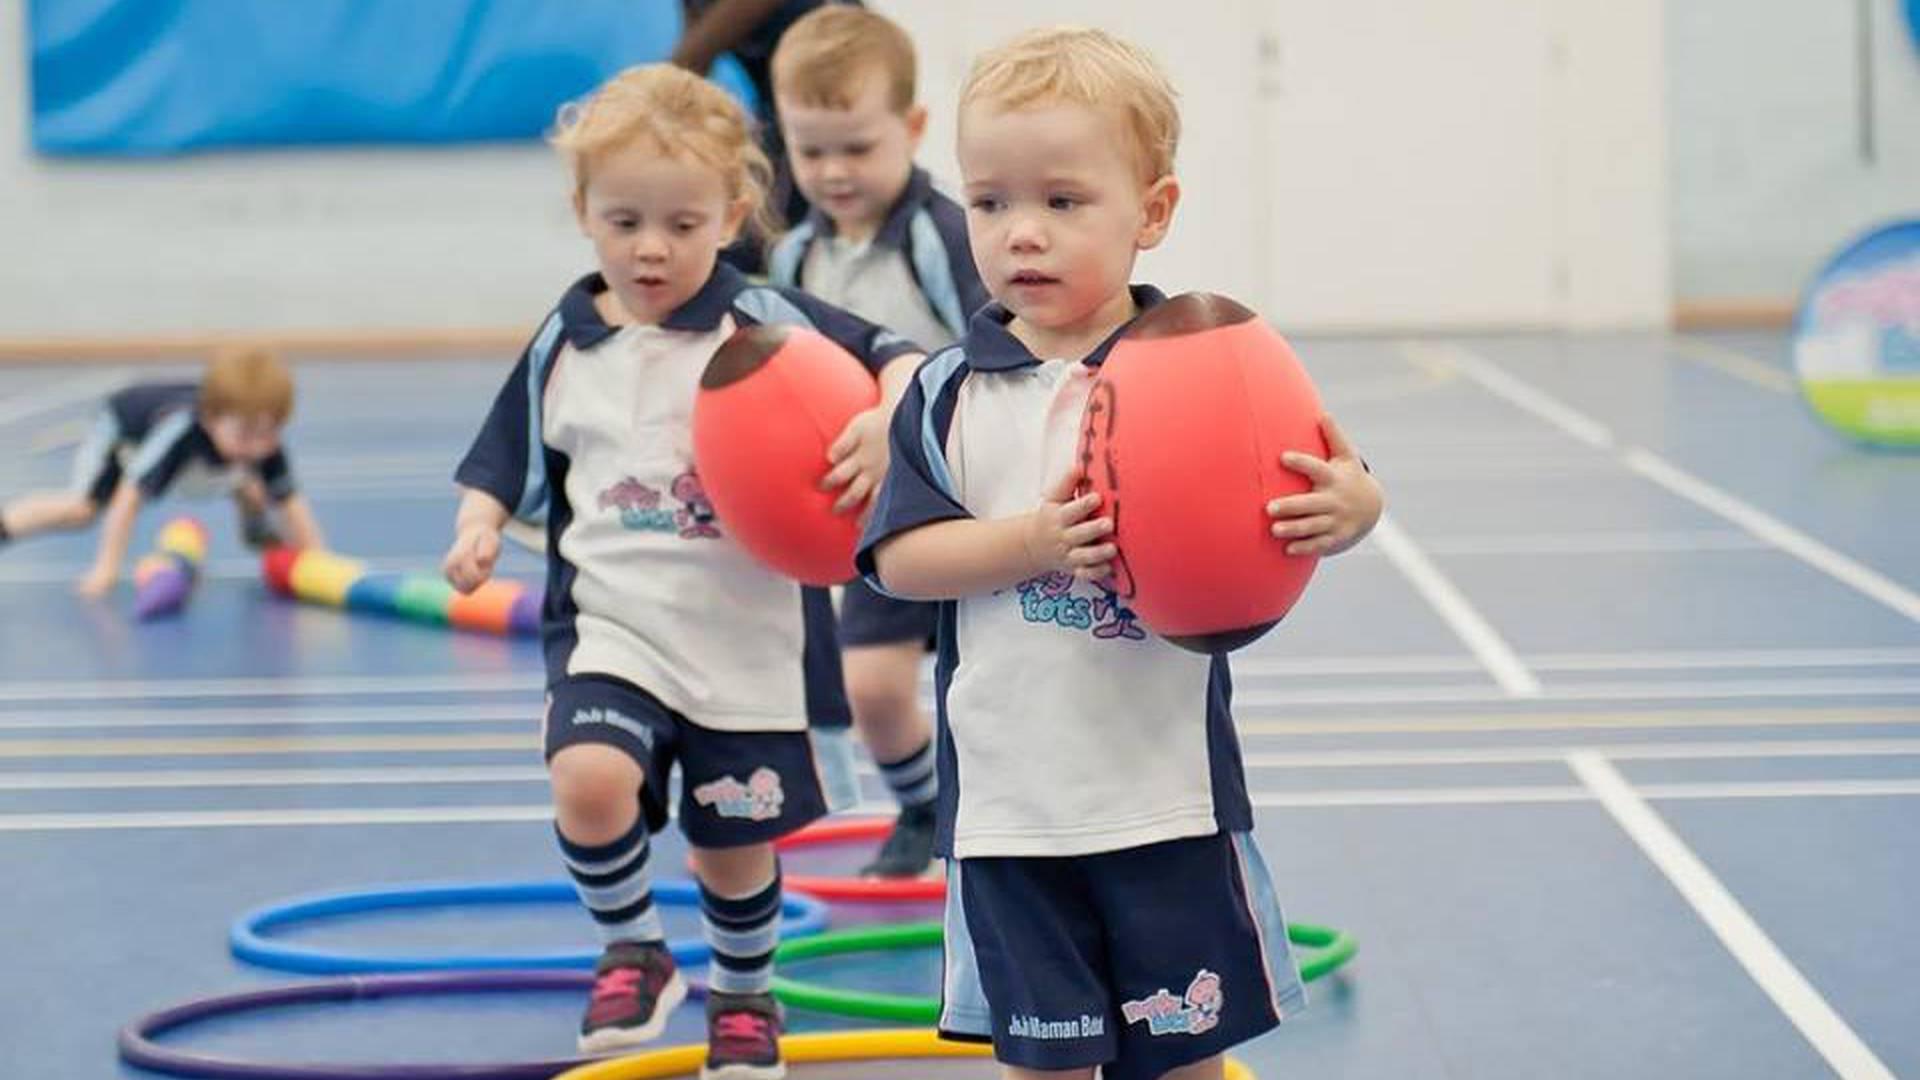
[633,229,669,260]
[1008,214,1046,251]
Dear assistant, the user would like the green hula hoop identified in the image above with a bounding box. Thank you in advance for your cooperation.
[770,920,1356,1023]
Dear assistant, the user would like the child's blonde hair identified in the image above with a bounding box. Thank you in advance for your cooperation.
[201,345,293,424]
[550,64,776,240]
[960,26,1179,184]
[771,6,917,113]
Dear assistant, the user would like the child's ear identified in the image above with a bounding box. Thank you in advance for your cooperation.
[1136,174,1181,251]
[720,196,753,245]
[904,104,929,150]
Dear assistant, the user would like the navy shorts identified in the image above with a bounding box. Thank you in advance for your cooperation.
[542,674,828,849]
[839,578,937,649]
[67,411,125,507]
[940,832,1307,1080]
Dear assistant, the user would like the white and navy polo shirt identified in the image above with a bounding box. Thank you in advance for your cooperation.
[768,167,988,354]
[456,263,922,734]
[93,382,298,502]
[857,286,1254,859]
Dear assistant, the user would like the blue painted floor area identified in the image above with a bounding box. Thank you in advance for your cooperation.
[1,332,1917,1078]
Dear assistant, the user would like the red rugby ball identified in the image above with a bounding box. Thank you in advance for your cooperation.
[1079,294,1328,653]
[693,324,880,586]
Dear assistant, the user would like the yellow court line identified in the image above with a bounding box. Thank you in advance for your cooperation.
[0,733,537,759]
[1238,706,1920,736]
[1669,337,1797,394]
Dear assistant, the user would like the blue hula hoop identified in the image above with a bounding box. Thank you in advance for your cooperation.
[231,879,829,975]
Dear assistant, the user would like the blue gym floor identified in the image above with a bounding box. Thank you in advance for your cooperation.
[1,330,1916,1078]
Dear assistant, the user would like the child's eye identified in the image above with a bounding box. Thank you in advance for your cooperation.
[969,197,1003,213]
[674,220,699,234]
[799,147,824,161]
[1048,195,1079,211]
[844,143,873,158]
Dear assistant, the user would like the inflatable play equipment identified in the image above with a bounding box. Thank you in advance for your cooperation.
[694,324,879,585]
[262,548,542,636]
[132,517,208,620]
[1792,219,1920,448]
[1080,293,1329,652]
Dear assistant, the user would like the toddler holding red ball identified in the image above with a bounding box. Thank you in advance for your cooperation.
[859,27,1384,1080]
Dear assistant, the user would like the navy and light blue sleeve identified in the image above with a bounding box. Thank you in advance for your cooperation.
[453,315,561,522]
[766,223,814,289]
[739,286,924,375]
[256,449,297,502]
[127,410,200,499]
[855,349,974,582]
[921,195,990,337]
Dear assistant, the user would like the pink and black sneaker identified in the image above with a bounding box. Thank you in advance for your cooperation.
[579,940,687,1055]
[701,990,785,1080]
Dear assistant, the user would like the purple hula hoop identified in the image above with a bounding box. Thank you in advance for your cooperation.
[118,970,601,1080]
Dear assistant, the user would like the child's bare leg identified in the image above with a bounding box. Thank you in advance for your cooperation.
[0,493,97,539]
[691,840,777,896]
[847,639,939,878]
[845,641,932,762]
[549,743,643,843]
[550,742,683,1053]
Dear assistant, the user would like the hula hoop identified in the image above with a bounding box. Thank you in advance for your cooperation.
[231,879,829,975]
[117,970,598,1080]
[549,1029,1258,1079]
[768,920,1357,1023]
[774,818,946,902]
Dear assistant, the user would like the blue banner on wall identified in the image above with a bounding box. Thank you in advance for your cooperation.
[29,0,758,156]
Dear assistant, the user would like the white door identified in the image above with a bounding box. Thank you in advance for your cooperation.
[1259,0,1563,329]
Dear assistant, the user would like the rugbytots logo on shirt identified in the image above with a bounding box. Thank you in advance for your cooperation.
[596,470,722,539]
[691,767,785,821]
[1013,572,1146,641]
[1121,969,1224,1037]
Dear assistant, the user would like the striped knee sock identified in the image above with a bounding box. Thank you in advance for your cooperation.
[557,816,665,947]
[877,739,938,811]
[700,872,782,996]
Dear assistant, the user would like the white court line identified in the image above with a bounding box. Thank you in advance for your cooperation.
[0,557,537,586]
[1620,449,1920,624]
[1407,339,1920,626]
[8,738,1916,790]
[1233,646,1920,679]
[1242,737,1920,768]
[1668,338,1797,395]
[0,764,548,791]
[0,702,533,731]
[1569,752,1896,1080]
[1416,530,1768,556]
[4,782,1917,832]
[0,673,538,704]
[1368,516,1541,697]
[0,733,537,759]
[1237,706,1920,736]
[7,702,1910,737]
[0,369,131,429]
[1400,342,1616,449]
[0,800,901,833]
[1232,676,1920,708]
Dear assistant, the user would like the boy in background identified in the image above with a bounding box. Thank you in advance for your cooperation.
[768,5,988,877]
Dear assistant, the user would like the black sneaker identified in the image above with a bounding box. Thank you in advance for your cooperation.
[579,940,688,1055]
[859,802,938,879]
[702,990,784,1080]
